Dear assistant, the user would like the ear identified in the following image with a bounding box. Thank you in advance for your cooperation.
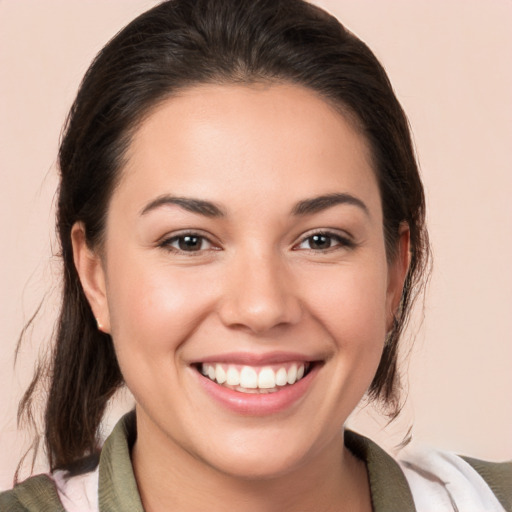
[386,222,411,331]
[71,222,111,333]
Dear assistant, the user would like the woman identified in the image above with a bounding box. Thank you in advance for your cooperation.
[1,0,510,510]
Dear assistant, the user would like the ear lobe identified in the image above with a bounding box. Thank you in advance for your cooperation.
[386,223,411,330]
[71,222,111,333]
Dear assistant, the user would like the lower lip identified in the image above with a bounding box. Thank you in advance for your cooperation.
[195,365,319,416]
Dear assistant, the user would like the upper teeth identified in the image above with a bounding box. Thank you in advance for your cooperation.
[200,363,307,391]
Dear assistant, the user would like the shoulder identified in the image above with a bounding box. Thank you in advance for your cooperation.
[0,465,100,512]
[462,455,512,510]
[398,444,512,512]
[346,430,511,512]
[0,474,65,512]
[1,412,141,512]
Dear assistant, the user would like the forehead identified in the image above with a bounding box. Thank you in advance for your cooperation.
[115,83,380,217]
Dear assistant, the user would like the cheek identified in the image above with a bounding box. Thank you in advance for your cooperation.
[292,257,390,427]
[105,254,217,357]
[302,258,389,350]
[104,256,220,411]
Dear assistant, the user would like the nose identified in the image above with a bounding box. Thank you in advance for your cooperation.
[217,250,302,334]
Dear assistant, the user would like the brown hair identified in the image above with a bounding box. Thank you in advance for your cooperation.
[19,0,429,472]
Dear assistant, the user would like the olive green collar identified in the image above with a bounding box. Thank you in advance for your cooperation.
[98,411,144,511]
[97,412,416,511]
[345,430,416,511]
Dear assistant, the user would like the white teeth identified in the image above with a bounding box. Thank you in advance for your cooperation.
[275,367,288,386]
[258,367,276,389]
[287,364,297,385]
[200,362,309,390]
[226,366,240,386]
[240,366,258,388]
[215,364,226,384]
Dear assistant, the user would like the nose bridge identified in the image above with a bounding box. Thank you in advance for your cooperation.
[218,244,301,333]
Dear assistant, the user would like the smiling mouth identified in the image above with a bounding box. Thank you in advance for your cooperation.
[196,362,313,394]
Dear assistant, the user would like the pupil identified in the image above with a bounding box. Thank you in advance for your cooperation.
[311,234,330,249]
[179,236,201,251]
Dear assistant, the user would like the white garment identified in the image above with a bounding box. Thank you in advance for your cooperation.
[399,446,506,512]
[53,467,99,512]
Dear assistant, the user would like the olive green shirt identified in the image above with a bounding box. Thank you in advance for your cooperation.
[1,413,510,511]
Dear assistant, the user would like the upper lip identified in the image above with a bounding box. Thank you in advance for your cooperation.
[190,351,324,366]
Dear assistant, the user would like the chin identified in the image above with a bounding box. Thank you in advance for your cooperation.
[190,427,335,481]
[205,449,308,481]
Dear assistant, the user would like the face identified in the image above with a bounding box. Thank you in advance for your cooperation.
[74,83,408,479]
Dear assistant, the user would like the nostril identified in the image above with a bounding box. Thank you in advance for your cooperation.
[217,296,303,334]
[216,263,303,333]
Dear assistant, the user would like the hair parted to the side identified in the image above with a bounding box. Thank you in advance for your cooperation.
[18,0,429,473]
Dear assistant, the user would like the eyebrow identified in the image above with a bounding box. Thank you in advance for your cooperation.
[140,195,225,217]
[140,192,368,218]
[291,193,369,217]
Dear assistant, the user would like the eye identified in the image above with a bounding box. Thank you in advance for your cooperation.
[295,231,353,252]
[160,233,215,253]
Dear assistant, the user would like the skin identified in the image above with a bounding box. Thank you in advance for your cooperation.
[73,83,409,511]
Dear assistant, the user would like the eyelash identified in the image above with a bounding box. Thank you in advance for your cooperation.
[158,231,219,255]
[294,231,355,253]
[158,230,355,255]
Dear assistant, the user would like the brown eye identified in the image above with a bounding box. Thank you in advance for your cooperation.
[178,235,203,251]
[161,233,214,253]
[295,231,354,252]
[308,234,333,250]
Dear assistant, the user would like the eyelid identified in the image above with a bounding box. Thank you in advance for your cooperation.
[292,228,355,251]
[156,228,355,254]
[157,229,221,253]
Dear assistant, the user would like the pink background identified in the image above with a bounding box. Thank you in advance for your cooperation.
[1,0,511,488]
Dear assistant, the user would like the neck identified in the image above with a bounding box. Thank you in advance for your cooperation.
[132,418,371,512]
